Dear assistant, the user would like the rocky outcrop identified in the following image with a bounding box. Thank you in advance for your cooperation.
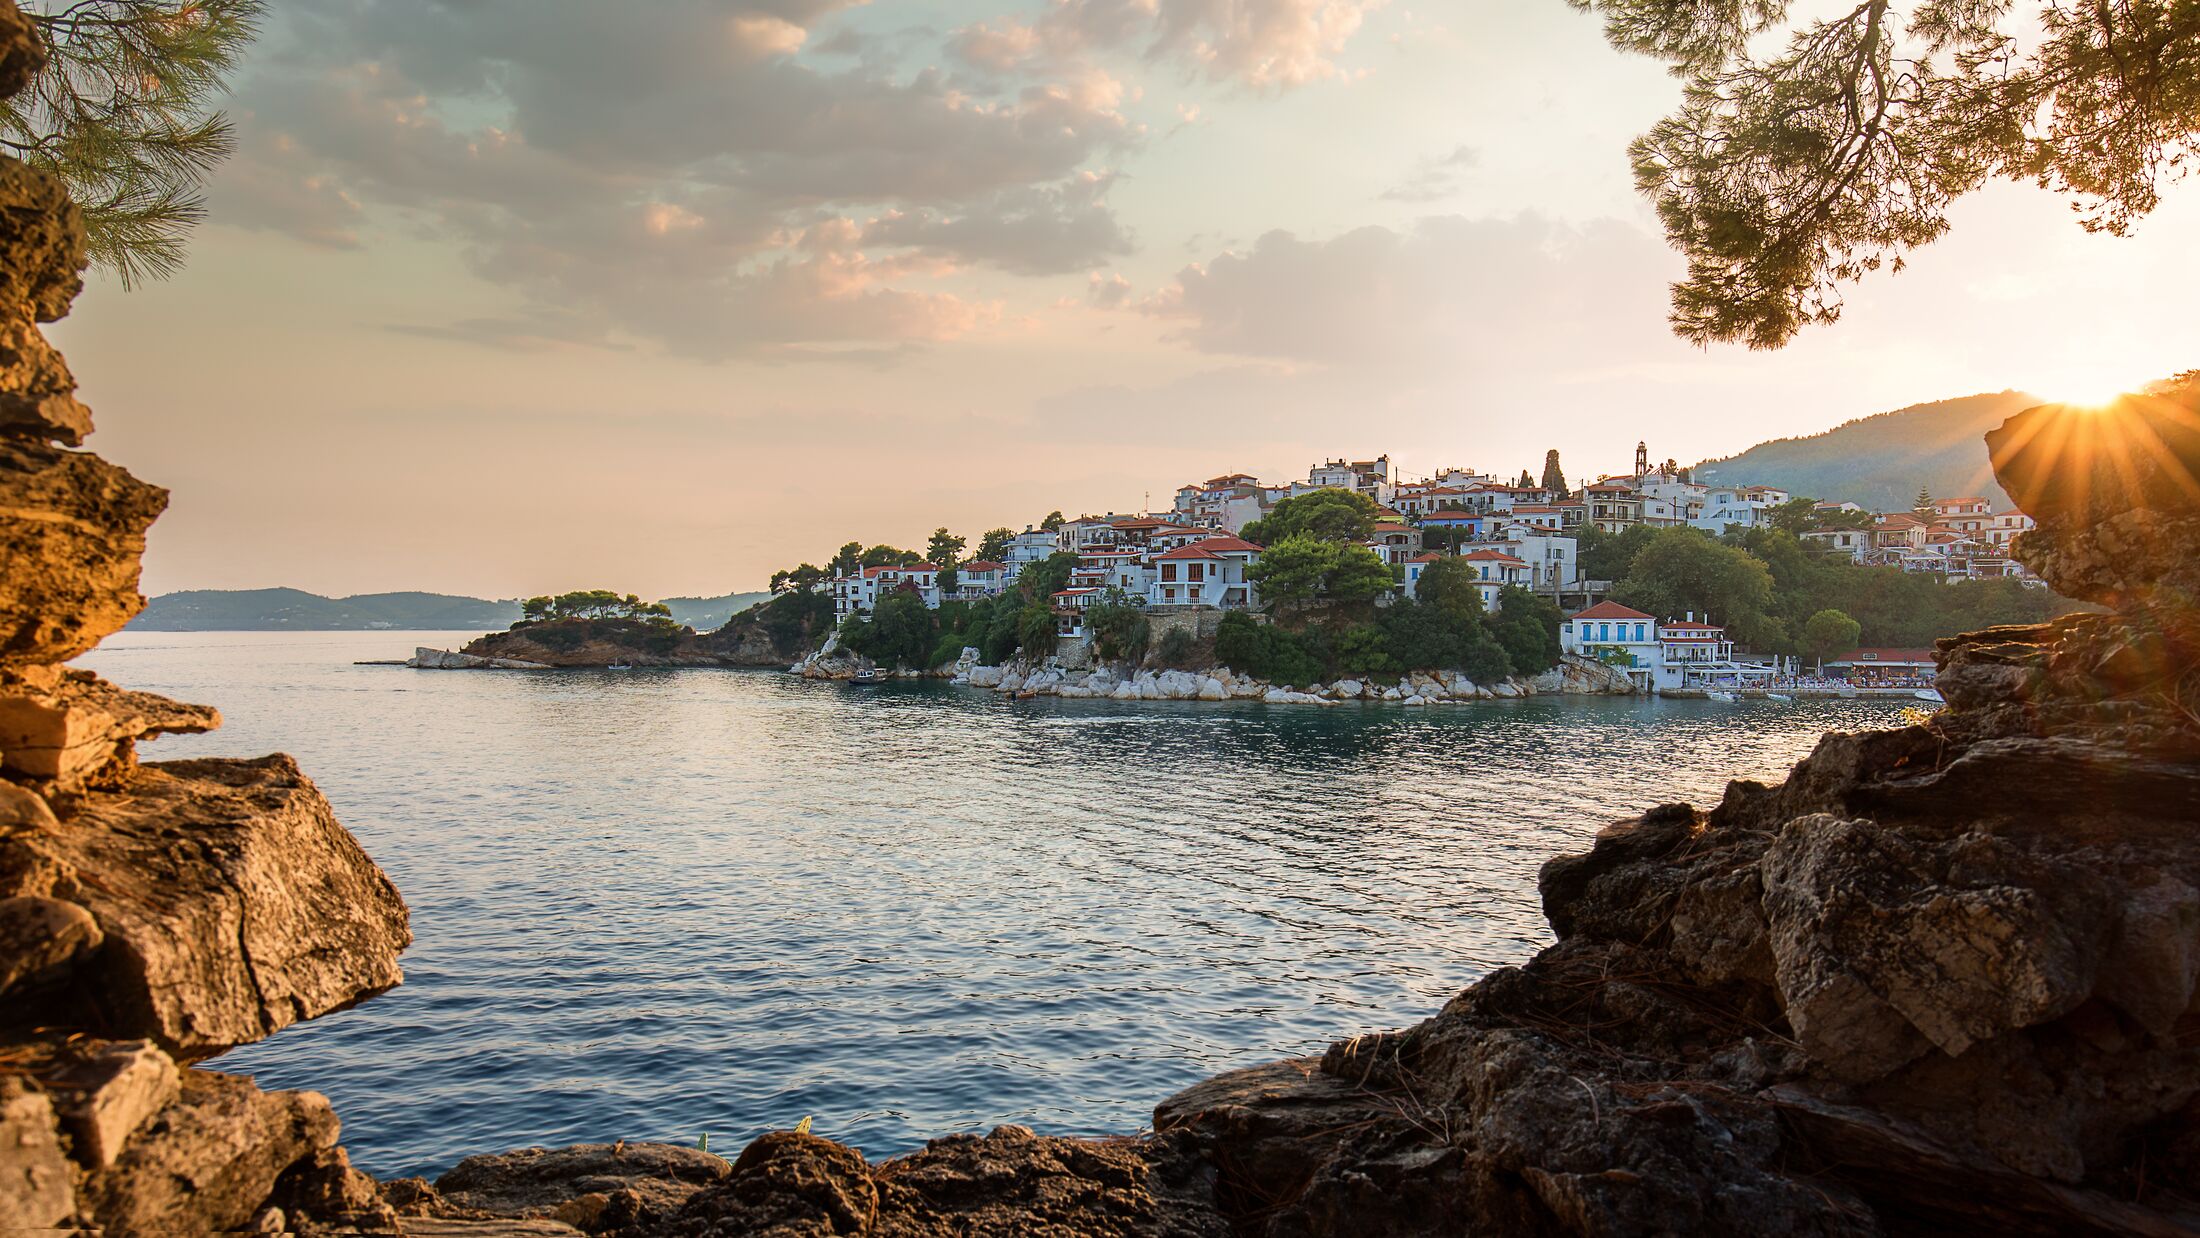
[411,646,554,670]
[951,652,1634,704]
[0,7,412,1230]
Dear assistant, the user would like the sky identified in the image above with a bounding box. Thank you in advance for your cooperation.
[46,0,2200,600]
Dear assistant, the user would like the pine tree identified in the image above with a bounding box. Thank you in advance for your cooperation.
[1540,450,1567,496]
[1,2,265,286]
[1913,487,1936,523]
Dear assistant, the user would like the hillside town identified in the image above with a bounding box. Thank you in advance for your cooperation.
[822,443,2041,693]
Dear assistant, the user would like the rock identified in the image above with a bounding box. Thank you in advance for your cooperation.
[271,1145,402,1232]
[0,670,219,786]
[1490,681,1520,698]
[1261,687,1291,704]
[0,157,85,326]
[435,1142,731,1222]
[0,893,98,992]
[0,314,91,446]
[46,1038,179,1168]
[2095,874,2200,1037]
[1197,677,1227,701]
[410,648,555,670]
[1,754,410,1056]
[965,665,1004,688]
[0,779,55,831]
[0,0,44,101]
[1987,395,2200,611]
[0,1078,72,1230]
[76,1069,339,1235]
[0,438,165,668]
[1402,694,1428,706]
[1330,679,1363,699]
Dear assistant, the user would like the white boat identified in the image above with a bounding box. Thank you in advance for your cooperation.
[1705,689,1739,703]
[607,663,634,671]
[1914,688,1945,703]
[1836,686,1859,699]
[1766,692,1794,702]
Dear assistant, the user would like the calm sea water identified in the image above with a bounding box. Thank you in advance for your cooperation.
[77,630,1905,1179]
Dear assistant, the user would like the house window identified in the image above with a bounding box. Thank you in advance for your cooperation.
[1598,623,1611,641]
[1188,563,1204,582]
[1161,563,1177,582]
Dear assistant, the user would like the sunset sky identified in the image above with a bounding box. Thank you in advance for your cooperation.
[50,0,2200,600]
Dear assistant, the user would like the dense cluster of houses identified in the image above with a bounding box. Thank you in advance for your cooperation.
[823,443,2037,685]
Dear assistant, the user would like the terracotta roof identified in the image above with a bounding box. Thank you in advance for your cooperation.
[1406,551,1445,563]
[860,563,938,577]
[1370,522,1416,533]
[1570,601,1653,621]
[1462,549,1527,564]
[1153,534,1261,560]
[961,561,1004,572]
[1420,510,1481,521]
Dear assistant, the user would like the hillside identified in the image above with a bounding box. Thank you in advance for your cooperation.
[1693,390,2043,512]
[661,591,772,631]
[129,588,522,631]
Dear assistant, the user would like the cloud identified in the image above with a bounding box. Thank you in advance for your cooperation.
[1139,214,1673,369]
[951,0,1382,89]
[209,1,1135,359]
[1381,144,1477,203]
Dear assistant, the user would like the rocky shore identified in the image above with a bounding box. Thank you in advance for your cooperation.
[2,2,2195,1229]
[792,640,1638,703]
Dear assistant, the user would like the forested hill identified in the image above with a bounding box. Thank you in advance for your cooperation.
[1693,390,2043,512]
[129,589,524,631]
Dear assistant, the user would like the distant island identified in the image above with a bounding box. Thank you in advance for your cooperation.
[128,588,769,632]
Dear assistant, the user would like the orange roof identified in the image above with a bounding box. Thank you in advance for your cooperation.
[1153,534,1262,560]
[1406,551,1445,563]
[1462,549,1526,564]
[1370,522,1416,533]
[1571,601,1653,621]
[962,560,1004,572]
[860,563,938,577]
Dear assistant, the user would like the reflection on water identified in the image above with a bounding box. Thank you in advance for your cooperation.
[79,631,1905,1178]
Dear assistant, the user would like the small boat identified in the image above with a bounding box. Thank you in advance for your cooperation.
[1835,686,1859,699]
[1913,687,1945,703]
[1705,689,1738,703]
[606,663,633,671]
[849,669,882,685]
[1766,692,1794,702]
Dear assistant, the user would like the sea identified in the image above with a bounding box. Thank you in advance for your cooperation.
[76,630,1909,1180]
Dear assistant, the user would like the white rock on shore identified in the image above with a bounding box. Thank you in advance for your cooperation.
[408,648,552,670]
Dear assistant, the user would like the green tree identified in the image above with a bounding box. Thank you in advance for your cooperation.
[860,544,922,568]
[1766,496,1824,536]
[1248,535,1392,612]
[1016,552,1078,603]
[925,527,966,568]
[1243,489,1380,545]
[1800,608,1863,670]
[1541,449,1567,495]
[1575,522,1658,583]
[1413,555,1485,618]
[975,527,1014,562]
[1913,487,1936,523]
[2,1,266,285]
[769,564,826,595]
[1084,593,1150,662]
[1568,1,2200,348]
[1039,510,1066,532]
[1613,528,1780,645]
[1489,586,1563,673]
[828,541,864,578]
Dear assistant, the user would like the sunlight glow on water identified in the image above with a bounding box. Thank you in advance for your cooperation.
[78,631,1906,1179]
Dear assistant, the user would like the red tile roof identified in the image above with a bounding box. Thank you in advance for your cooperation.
[1462,549,1526,563]
[1152,534,1262,560]
[1406,552,1444,563]
[961,561,1004,572]
[860,563,939,577]
[1570,601,1653,621]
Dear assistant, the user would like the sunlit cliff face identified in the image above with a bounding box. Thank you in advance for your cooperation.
[47,2,2200,599]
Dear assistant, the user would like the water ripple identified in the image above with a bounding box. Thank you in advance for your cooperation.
[77,630,1906,1179]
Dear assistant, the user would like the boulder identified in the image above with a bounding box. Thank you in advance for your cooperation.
[1197,677,1228,701]
[1,754,411,1057]
[75,1070,339,1235]
[0,156,85,326]
[0,893,99,994]
[0,1078,71,1231]
[0,439,165,668]
[0,314,91,446]
[46,1039,180,1168]
[435,1142,731,1222]
[0,670,219,786]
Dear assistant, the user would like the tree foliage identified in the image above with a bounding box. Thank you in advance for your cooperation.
[1613,527,1783,646]
[1800,607,1864,664]
[2,1,264,285]
[769,564,827,595]
[925,527,966,568]
[975,527,1014,563]
[1243,488,1381,545]
[1541,449,1567,495]
[1247,535,1393,613]
[518,590,674,626]
[1569,0,2200,348]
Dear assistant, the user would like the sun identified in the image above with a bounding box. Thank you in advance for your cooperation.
[2040,367,2142,409]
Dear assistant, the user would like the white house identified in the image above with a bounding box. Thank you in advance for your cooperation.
[1148,535,1262,608]
[831,563,942,618]
[1489,527,1579,588]
[1459,548,1530,610]
[1562,601,1660,692]
[1401,551,1444,596]
[955,561,1007,597]
[1801,527,1871,561]
[1690,484,1790,533]
[1003,529,1062,580]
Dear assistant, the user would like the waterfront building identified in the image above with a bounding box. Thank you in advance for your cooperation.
[1003,528,1064,580]
[831,563,942,618]
[1561,601,1660,692]
[956,561,1007,597]
[1823,647,1939,686]
[1148,535,1263,609]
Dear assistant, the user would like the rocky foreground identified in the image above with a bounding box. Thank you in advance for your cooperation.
[3,0,2198,1228]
